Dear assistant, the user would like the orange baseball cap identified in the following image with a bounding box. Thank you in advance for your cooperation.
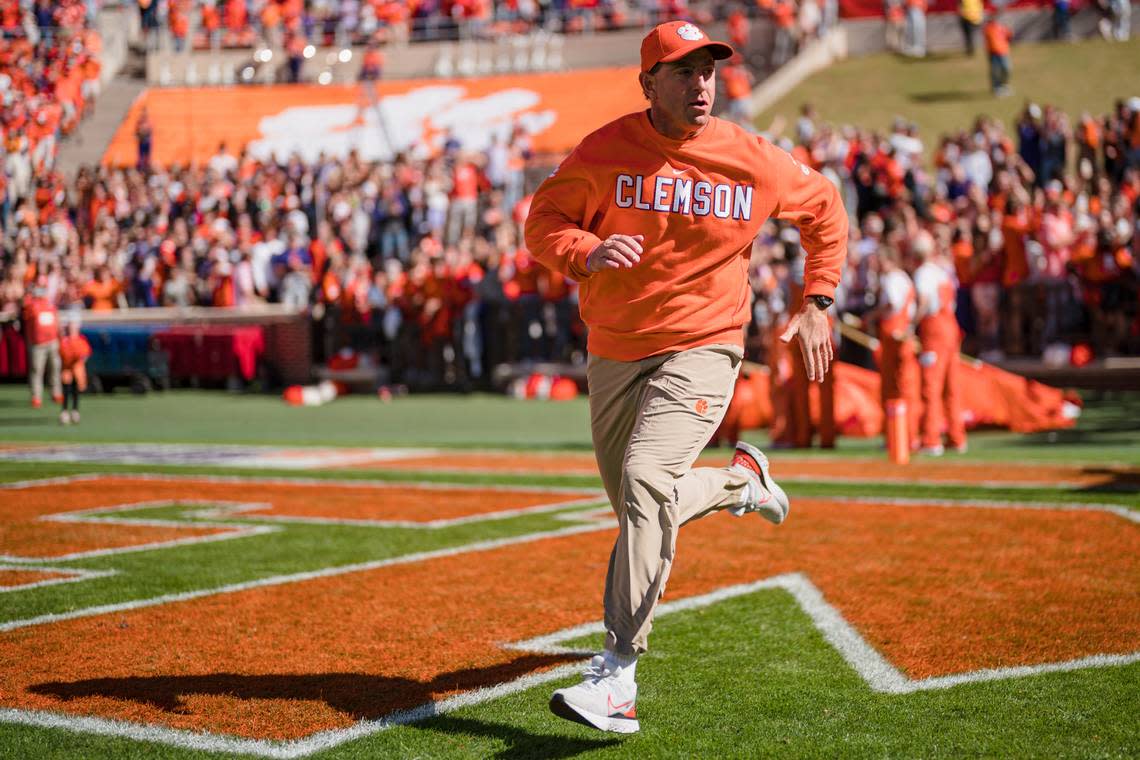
[640,21,735,73]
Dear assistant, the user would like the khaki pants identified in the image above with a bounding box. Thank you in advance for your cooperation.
[29,340,61,403]
[588,343,750,656]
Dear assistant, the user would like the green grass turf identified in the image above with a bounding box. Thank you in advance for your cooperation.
[758,36,1140,153]
[2,385,1139,465]
[1,384,1137,757]
[6,590,1137,758]
[4,475,1133,626]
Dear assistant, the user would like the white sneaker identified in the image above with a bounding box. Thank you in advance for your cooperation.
[59,411,71,425]
[70,411,80,425]
[549,655,639,734]
[727,441,790,524]
[919,444,945,457]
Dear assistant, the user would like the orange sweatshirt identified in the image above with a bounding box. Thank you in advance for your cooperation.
[525,111,847,361]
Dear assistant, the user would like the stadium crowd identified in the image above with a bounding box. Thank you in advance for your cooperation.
[1,0,104,191]
[139,0,729,48]
[752,96,1140,364]
[135,0,833,67]
[2,5,1138,390]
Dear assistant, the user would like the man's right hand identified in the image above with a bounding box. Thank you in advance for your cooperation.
[587,234,644,272]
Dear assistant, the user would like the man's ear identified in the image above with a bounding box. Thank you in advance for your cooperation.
[638,71,655,102]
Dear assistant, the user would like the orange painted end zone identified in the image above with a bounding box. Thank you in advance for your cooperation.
[1,477,598,558]
[0,569,73,588]
[1,494,1136,741]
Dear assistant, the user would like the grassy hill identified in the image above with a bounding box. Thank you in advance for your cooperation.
[757,36,1140,147]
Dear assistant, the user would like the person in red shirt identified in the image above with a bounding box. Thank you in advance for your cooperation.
[23,273,62,408]
[446,154,482,244]
[58,313,91,424]
[525,21,845,733]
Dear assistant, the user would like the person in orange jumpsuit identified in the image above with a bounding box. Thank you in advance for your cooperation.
[874,245,920,446]
[914,238,966,454]
[58,314,92,425]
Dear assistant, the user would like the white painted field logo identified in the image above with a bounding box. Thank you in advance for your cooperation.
[677,24,704,41]
[246,85,556,162]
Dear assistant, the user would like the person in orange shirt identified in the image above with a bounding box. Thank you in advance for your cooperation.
[771,0,797,67]
[720,53,754,125]
[873,245,921,445]
[58,314,91,425]
[525,21,846,733]
[984,13,1012,96]
[914,237,966,454]
[23,273,62,408]
[82,265,123,311]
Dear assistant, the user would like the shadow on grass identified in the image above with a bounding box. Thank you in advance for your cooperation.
[30,653,617,757]
[415,715,620,759]
[908,89,992,104]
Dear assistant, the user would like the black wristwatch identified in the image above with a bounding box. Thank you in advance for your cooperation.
[809,295,834,310]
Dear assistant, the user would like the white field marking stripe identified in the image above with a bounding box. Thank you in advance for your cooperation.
[893,652,1140,693]
[185,495,609,529]
[0,708,305,759]
[8,570,1137,758]
[819,495,1140,524]
[0,526,281,564]
[0,520,611,632]
[0,472,605,496]
[0,500,281,563]
[777,474,1099,489]
[0,565,118,593]
[0,444,444,470]
[0,473,105,490]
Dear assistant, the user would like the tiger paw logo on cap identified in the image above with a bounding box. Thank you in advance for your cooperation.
[676,23,704,41]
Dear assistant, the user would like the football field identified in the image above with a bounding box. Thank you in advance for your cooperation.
[0,387,1137,758]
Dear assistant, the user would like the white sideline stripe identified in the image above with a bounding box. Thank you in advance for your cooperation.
[0,521,610,633]
[779,474,1101,489]
[5,572,1137,757]
[0,565,117,593]
[822,495,1140,524]
[0,444,444,471]
[185,495,608,529]
[0,472,603,496]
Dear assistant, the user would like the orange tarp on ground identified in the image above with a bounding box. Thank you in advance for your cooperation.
[725,360,1077,441]
[102,67,644,167]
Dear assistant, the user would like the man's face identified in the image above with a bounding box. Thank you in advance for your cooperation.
[643,48,717,137]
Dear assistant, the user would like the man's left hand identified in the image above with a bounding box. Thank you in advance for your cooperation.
[780,301,834,383]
